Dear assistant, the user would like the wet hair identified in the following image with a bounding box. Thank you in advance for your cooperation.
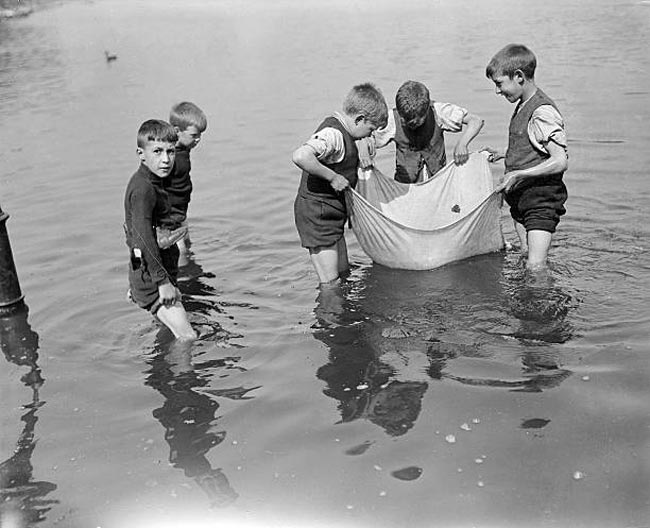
[486,43,537,80]
[136,119,178,148]
[169,101,208,132]
[342,83,388,128]
[395,81,430,127]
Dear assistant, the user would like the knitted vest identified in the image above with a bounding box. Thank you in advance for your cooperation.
[505,89,563,181]
[298,116,359,198]
[394,104,446,183]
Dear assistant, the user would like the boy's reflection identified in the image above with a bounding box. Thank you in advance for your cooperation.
[314,281,428,437]
[314,254,577,434]
[0,303,58,526]
[143,338,239,507]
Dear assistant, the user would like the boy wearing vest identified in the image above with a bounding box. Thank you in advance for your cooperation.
[124,120,196,340]
[483,44,568,271]
[362,80,484,183]
[165,101,208,265]
[292,83,388,284]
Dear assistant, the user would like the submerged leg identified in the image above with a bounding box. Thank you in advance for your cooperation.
[336,237,350,275]
[156,303,197,340]
[309,243,342,284]
[526,229,553,271]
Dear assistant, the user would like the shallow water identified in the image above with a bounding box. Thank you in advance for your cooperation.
[1,0,649,527]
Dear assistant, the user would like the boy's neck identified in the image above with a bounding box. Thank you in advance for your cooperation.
[335,111,355,134]
[519,81,538,105]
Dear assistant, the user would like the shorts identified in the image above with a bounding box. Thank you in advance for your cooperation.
[294,193,347,249]
[505,179,567,233]
[128,245,179,313]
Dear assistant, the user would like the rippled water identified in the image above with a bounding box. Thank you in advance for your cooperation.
[1,1,649,527]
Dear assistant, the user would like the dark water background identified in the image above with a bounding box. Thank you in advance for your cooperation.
[1,1,649,527]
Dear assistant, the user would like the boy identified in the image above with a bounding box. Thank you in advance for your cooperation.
[124,119,196,340]
[483,44,568,271]
[361,80,484,183]
[166,101,208,262]
[293,83,388,285]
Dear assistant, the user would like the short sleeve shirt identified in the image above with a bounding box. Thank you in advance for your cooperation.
[303,112,351,164]
[528,105,567,154]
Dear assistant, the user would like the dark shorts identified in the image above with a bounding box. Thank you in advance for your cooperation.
[128,246,179,313]
[294,193,347,249]
[505,180,567,233]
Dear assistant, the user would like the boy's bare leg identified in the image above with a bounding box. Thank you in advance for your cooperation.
[309,244,340,284]
[514,221,528,252]
[156,303,197,340]
[336,237,350,275]
[177,238,190,267]
[526,229,552,271]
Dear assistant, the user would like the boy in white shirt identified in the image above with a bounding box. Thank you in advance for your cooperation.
[483,43,568,272]
[361,80,484,183]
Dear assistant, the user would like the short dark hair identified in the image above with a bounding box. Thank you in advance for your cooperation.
[486,43,537,80]
[137,119,178,148]
[342,83,388,128]
[395,81,430,127]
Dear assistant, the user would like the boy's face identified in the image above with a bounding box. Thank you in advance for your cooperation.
[399,111,427,131]
[491,72,525,103]
[175,125,203,150]
[350,116,378,139]
[137,140,176,178]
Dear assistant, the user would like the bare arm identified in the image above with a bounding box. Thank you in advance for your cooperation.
[453,112,484,165]
[498,140,568,193]
[292,145,349,191]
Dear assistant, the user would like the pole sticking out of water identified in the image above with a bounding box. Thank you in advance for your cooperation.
[0,205,25,314]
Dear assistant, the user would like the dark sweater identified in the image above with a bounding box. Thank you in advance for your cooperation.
[165,145,192,219]
[124,163,175,285]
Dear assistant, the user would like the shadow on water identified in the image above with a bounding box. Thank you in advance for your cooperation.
[0,303,58,527]
[314,252,579,435]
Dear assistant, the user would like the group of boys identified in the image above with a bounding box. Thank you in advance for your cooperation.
[126,43,569,341]
[293,43,568,287]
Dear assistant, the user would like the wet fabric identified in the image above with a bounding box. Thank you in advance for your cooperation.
[346,152,504,270]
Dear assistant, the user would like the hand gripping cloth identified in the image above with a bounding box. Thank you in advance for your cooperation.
[346,152,504,270]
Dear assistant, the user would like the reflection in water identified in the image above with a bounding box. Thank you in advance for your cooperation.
[314,254,579,435]
[501,259,579,344]
[0,303,58,527]
[144,328,255,508]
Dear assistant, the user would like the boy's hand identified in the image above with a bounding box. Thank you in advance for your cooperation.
[480,146,505,163]
[453,143,470,165]
[496,170,521,193]
[158,281,179,307]
[330,174,350,192]
[357,137,376,169]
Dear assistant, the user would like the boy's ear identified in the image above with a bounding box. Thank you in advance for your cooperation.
[513,69,526,84]
[173,126,181,133]
[354,114,366,125]
[136,147,144,159]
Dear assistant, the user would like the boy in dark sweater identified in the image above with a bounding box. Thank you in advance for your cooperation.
[124,120,196,340]
[483,44,568,271]
[166,102,208,264]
